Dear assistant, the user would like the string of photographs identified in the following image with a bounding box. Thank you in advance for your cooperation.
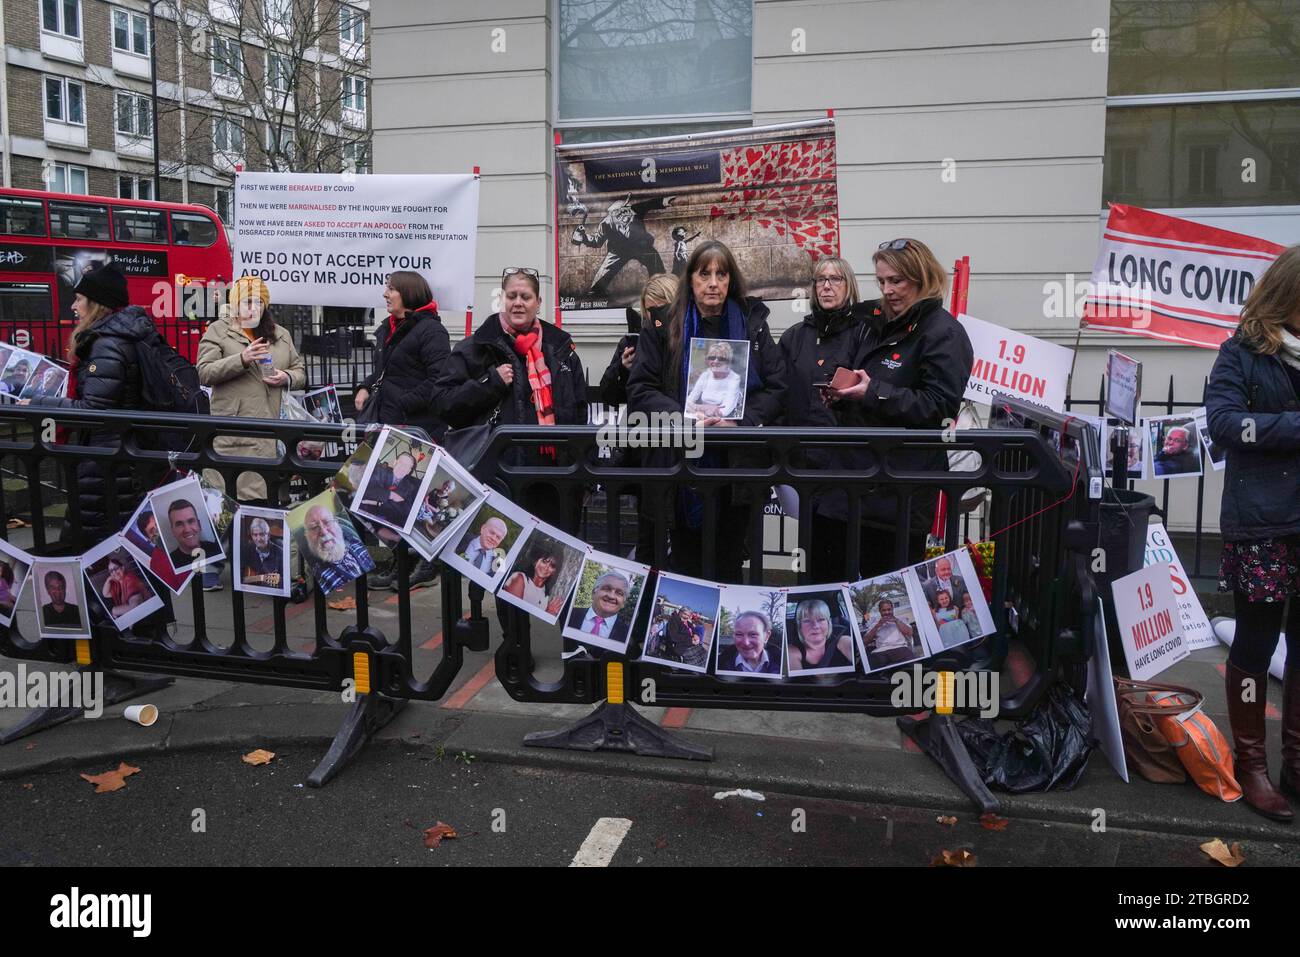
[0,424,998,681]
[1074,406,1223,480]
[0,343,69,403]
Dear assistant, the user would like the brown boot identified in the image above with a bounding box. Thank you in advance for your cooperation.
[1226,662,1293,822]
[1281,668,1300,799]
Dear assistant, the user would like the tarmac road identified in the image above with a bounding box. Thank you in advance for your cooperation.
[2,743,1295,867]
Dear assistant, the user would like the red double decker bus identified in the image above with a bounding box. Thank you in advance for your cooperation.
[0,187,232,363]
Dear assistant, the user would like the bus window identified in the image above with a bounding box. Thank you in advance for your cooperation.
[170,212,218,247]
[49,201,111,241]
[112,206,167,244]
[0,197,46,237]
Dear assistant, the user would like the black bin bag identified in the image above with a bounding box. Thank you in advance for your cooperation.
[956,684,1095,793]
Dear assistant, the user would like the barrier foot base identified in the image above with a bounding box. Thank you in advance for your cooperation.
[897,712,999,814]
[523,701,713,761]
[0,670,174,746]
[307,693,407,788]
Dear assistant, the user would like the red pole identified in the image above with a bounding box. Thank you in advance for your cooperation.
[950,260,962,314]
[553,131,563,329]
[959,255,971,313]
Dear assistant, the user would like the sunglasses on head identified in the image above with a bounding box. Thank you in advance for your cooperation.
[502,267,540,282]
[878,239,911,251]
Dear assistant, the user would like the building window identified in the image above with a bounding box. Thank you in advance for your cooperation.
[265,125,296,164]
[340,6,365,45]
[41,0,81,38]
[556,0,752,127]
[341,75,366,113]
[1105,1,1300,211]
[214,187,233,224]
[116,91,153,137]
[263,0,293,39]
[214,116,245,153]
[46,164,88,194]
[112,8,148,55]
[118,175,154,200]
[212,35,243,79]
[44,76,85,125]
[341,140,368,174]
[267,51,294,106]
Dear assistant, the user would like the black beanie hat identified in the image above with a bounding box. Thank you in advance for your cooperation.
[74,262,129,310]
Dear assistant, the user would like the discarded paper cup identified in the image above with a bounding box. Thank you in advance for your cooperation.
[123,704,158,727]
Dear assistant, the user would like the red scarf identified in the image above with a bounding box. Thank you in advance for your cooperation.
[388,300,439,339]
[501,315,555,426]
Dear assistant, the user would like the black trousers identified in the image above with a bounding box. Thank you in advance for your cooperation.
[1230,591,1300,674]
[810,512,926,583]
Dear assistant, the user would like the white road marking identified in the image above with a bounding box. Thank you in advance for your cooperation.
[570,817,633,867]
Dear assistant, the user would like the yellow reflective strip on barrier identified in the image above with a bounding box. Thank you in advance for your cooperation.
[606,661,624,705]
[75,640,91,666]
[936,671,954,714]
[353,652,371,695]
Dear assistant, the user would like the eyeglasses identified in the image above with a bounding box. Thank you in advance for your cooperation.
[706,355,729,363]
[878,239,910,251]
[814,275,846,287]
[502,267,540,282]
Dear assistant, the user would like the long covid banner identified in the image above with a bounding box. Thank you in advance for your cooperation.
[234,172,480,310]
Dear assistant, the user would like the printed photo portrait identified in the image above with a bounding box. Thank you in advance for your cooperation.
[0,538,33,627]
[785,585,856,675]
[641,572,722,674]
[333,441,374,500]
[440,492,534,592]
[32,559,89,639]
[120,497,193,594]
[149,475,226,576]
[684,337,749,421]
[715,584,786,679]
[1101,419,1148,480]
[16,358,68,401]
[0,344,14,398]
[233,506,291,597]
[849,572,926,673]
[0,349,37,399]
[1146,413,1203,480]
[1192,408,1225,472]
[561,552,651,655]
[403,451,488,561]
[303,385,343,423]
[288,489,375,596]
[913,549,996,652]
[83,536,163,631]
[498,525,587,625]
[352,427,439,535]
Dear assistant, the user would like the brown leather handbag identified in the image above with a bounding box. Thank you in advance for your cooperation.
[1115,677,1189,784]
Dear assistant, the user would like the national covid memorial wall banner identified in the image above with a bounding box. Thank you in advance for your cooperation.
[556,119,839,317]
[234,172,480,310]
[1081,204,1284,350]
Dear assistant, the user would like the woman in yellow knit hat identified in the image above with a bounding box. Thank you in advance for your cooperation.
[195,276,306,590]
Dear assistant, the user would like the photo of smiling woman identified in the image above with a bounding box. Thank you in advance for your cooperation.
[627,240,788,581]
[786,588,856,675]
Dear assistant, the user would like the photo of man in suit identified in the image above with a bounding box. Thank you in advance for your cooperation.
[567,570,631,646]
[922,556,967,611]
[716,610,782,675]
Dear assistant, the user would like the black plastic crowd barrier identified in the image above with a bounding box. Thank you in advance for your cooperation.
[449,396,1106,807]
[0,404,483,785]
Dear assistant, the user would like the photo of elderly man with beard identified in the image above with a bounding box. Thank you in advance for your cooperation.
[293,493,375,595]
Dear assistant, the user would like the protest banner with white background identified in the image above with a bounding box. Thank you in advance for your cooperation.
[1111,564,1189,681]
[1143,522,1215,652]
[234,172,479,310]
[1082,204,1284,349]
[956,314,1073,412]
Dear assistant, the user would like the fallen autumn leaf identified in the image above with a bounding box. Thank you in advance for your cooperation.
[931,848,977,867]
[424,822,457,848]
[80,762,140,793]
[242,749,276,766]
[1200,838,1245,867]
[937,815,957,826]
[979,812,1010,831]
[327,595,357,611]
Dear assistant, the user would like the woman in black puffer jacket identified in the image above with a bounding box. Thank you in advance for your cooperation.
[354,270,451,440]
[26,263,165,550]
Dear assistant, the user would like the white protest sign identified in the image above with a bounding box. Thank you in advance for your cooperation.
[957,314,1073,412]
[1111,564,1189,681]
[234,172,479,310]
[1142,522,1215,652]
[1086,597,1127,783]
[1105,350,1141,425]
